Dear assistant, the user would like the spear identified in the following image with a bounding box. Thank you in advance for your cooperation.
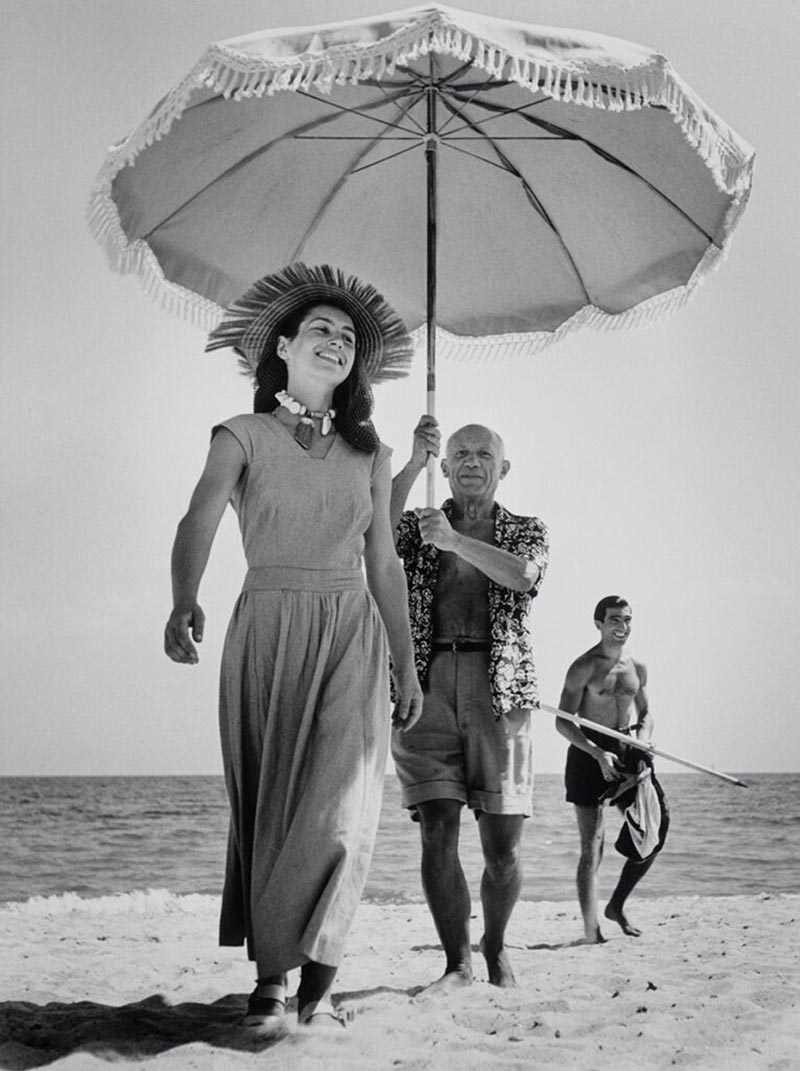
[538,703,748,788]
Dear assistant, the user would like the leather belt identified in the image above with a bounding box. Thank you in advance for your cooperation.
[432,640,491,653]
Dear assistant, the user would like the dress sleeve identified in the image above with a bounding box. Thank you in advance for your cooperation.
[212,414,256,464]
[370,441,393,485]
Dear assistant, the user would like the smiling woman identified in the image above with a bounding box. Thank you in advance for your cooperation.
[271,303,357,453]
[162,262,422,1030]
[207,263,414,456]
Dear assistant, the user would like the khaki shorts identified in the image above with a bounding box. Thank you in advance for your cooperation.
[391,648,533,816]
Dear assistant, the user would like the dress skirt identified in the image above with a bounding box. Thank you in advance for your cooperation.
[217,565,390,972]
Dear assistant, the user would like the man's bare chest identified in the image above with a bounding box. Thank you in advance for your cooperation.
[432,518,493,630]
[589,660,640,699]
[436,518,494,589]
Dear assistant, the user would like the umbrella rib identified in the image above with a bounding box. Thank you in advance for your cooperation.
[294,135,418,140]
[432,60,482,85]
[287,96,425,261]
[436,73,502,138]
[349,141,422,174]
[295,87,423,136]
[439,97,593,303]
[434,69,562,138]
[441,140,521,172]
[438,98,559,231]
[446,135,565,141]
[357,79,427,134]
[439,94,562,138]
[139,92,420,240]
[453,92,714,242]
[391,59,476,93]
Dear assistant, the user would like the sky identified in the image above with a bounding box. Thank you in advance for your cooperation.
[1,0,798,777]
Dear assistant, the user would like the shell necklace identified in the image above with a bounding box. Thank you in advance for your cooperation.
[275,390,336,450]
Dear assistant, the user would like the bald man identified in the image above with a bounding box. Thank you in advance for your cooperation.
[390,416,549,993]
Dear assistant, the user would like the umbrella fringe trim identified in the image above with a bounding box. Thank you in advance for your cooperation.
[420,185,750,362]
[87,185,224,330]
[87,163,750,356]
[422,291,689,361]
[89,10,753,202]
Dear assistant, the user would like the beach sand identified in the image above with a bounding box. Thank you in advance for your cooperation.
[1,892,797,1070]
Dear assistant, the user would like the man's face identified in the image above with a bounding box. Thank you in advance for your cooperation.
[442,425,509,499]
[596,605,633,646]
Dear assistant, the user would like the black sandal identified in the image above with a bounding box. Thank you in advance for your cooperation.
[243,981,287,1029]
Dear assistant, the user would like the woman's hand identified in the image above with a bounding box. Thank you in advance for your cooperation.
[391,663,423,732]
[164,603,205,664]
[165,428,246,667]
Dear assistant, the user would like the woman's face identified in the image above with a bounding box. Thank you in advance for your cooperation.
[278,304,356,389]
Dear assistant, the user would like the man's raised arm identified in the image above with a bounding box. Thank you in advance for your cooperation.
[390,415,440,535]
[415,509,541,592]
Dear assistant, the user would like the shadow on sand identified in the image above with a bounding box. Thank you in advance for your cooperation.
[0,992,275,1068]
[0,985,416,1068]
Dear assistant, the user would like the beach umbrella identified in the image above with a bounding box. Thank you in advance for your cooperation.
[88,4,754,500]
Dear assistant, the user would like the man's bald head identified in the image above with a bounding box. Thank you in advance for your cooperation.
[442,424,510,504]
[446,424,506,460]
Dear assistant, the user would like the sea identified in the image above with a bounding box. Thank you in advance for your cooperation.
[1,774,798,907]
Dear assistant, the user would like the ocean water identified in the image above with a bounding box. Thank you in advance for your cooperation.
[1,773,798,906]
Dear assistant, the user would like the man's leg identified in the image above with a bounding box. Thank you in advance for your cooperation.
[574,804,605,943]
[416,798,473,992]
[604,855,657,936]
[477,813,524,987]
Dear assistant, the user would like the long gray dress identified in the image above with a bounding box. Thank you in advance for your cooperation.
[215,413,391,972]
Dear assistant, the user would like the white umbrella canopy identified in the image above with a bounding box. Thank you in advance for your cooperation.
[89,3,754,363]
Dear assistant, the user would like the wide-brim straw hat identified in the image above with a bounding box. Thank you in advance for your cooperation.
[206,262,414,383]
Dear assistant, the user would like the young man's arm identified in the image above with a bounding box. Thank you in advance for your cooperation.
[556,658,621,782]
[633,662,654,745]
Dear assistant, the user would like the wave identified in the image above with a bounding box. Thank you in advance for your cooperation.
[3,887,795,923]
[0,887,426,917]
[3,774,798,905]
[0,888,221,919]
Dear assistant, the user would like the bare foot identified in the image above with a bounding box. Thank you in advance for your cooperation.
[419,967,473,996]
[605,902,642,936]
[479,936,517,988]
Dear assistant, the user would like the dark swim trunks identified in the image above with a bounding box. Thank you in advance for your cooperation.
[564,733,669,861]
[564,728,623,806]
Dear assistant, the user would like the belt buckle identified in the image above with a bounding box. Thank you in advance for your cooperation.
[451,640,459,653]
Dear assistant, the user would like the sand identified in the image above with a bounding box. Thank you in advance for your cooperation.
[1,891,798,1070]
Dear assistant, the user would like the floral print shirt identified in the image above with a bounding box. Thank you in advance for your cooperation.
[396,500,549,718]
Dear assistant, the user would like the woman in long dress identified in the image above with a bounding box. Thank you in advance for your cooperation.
[164,264,422,1029]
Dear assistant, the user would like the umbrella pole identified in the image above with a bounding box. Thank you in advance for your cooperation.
[425,73,438,508]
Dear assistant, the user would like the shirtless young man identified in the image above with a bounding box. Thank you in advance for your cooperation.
[557,596,658,943]
[390,417,549,992]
